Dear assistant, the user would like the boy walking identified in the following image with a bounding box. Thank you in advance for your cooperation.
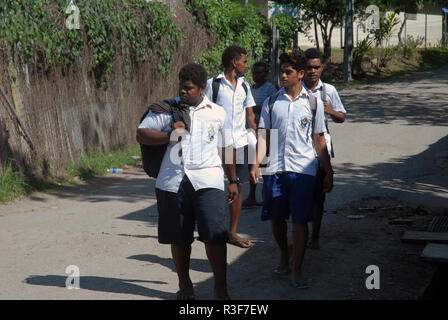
[242,61,278,208]
[303,48,346,250]
[137,63,238,300]
[250,50,333,288]
[205,45,257,248]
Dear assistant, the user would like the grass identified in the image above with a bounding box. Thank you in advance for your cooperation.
[67,143,141,180]
[0,143,142,203]
[0,163,27,202]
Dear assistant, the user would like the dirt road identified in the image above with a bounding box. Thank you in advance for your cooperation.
[1,67,447,300]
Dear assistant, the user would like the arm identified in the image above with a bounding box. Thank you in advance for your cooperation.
[221,146,238,203]
[249,128,269,184]
[246,106,257,132]
[136,128,170,146]
[313,133,334,192]
[324,101,346,123]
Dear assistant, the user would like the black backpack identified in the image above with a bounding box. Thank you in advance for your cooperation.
[139,98,182,178]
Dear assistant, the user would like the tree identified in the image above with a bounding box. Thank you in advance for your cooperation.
[276,0,345,63]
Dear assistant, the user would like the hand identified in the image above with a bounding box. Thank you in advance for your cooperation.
[170,121,186,143]
[250,166,259,184]
[323,171,333,193]
[227,183,239,204]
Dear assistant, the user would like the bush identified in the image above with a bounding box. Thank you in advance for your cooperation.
[353,36,373,74]
[273,13,301,51]
[185,0,271,77]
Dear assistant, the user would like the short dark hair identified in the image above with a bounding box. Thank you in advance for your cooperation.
[304,48,323,62]
[279,49,307,72]
[178,63,208,88]
[222,45,247,69]
[252,61,269,72]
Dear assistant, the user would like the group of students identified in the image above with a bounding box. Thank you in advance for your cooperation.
[136,45,346,300]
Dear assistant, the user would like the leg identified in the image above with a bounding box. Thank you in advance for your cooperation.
[270,220,290,270]
[205,243,229,299]
[310,201,324,249]
[291,222,308,283]
[171,244,194,299]
[228,183,252,247]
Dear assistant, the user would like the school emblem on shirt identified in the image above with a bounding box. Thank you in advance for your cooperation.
[300,117,310,130]
[207,126,216,142]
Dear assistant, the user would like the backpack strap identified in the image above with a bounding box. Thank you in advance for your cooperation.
[320,83,335,157]
[212,77,221,103]
[308,93,317,141]
[212,76,248,104]
[268,92,280,129]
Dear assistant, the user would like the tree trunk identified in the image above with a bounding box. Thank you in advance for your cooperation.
[398,14,407,46]
[320,22,332,63]
[313,16,320,49]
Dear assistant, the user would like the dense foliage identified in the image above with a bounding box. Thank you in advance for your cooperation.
[0,0,181,88]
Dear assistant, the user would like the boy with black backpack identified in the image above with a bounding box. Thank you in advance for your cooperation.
[204,45,257,249]
[303,48,346,250]
[137,63,238,300]
[250,49,333,289]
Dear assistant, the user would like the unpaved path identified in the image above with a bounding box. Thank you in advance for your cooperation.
[1,67,447,300]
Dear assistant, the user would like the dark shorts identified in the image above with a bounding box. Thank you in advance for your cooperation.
[155,176,228,245]
[261,172,315,224]
[313,165,326,204]
[234,145,250,183]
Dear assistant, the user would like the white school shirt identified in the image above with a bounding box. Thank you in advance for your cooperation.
[138,96,230,193]
[204,73,256,149]
[258,86,327,176]
[303,80,346,156]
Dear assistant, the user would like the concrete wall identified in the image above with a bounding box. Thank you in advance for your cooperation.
[298,12,444,50]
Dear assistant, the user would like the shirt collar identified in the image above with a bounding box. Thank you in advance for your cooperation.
[280,86,310,102]
[302,79,323,93]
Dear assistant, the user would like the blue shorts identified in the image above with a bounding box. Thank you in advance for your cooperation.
[261,172,315,224]
[156,176,228,245]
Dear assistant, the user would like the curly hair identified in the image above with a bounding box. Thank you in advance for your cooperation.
[304,48,323,62]
[178,63,208,88]
[279,49,307,72]
[222,45,247,69]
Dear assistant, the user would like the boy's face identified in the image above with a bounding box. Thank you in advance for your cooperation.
[304,58,323,84]
[179,80,205,105]
[252,65,267,84]
[280,63,304,88]
[233,54,248,76]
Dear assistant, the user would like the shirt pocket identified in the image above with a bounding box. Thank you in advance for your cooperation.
[202,120,221,144]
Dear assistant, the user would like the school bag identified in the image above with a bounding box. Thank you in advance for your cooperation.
[321,84,335,158]
[211,76,248,103]
[138,98,183,178]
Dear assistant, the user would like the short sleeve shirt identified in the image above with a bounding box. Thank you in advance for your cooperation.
[303,80,346,155]
[138,96,230,192]
[204,73,256,149]
[258,86,327,176]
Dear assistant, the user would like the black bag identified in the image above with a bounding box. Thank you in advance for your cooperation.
[139,99,182,178]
